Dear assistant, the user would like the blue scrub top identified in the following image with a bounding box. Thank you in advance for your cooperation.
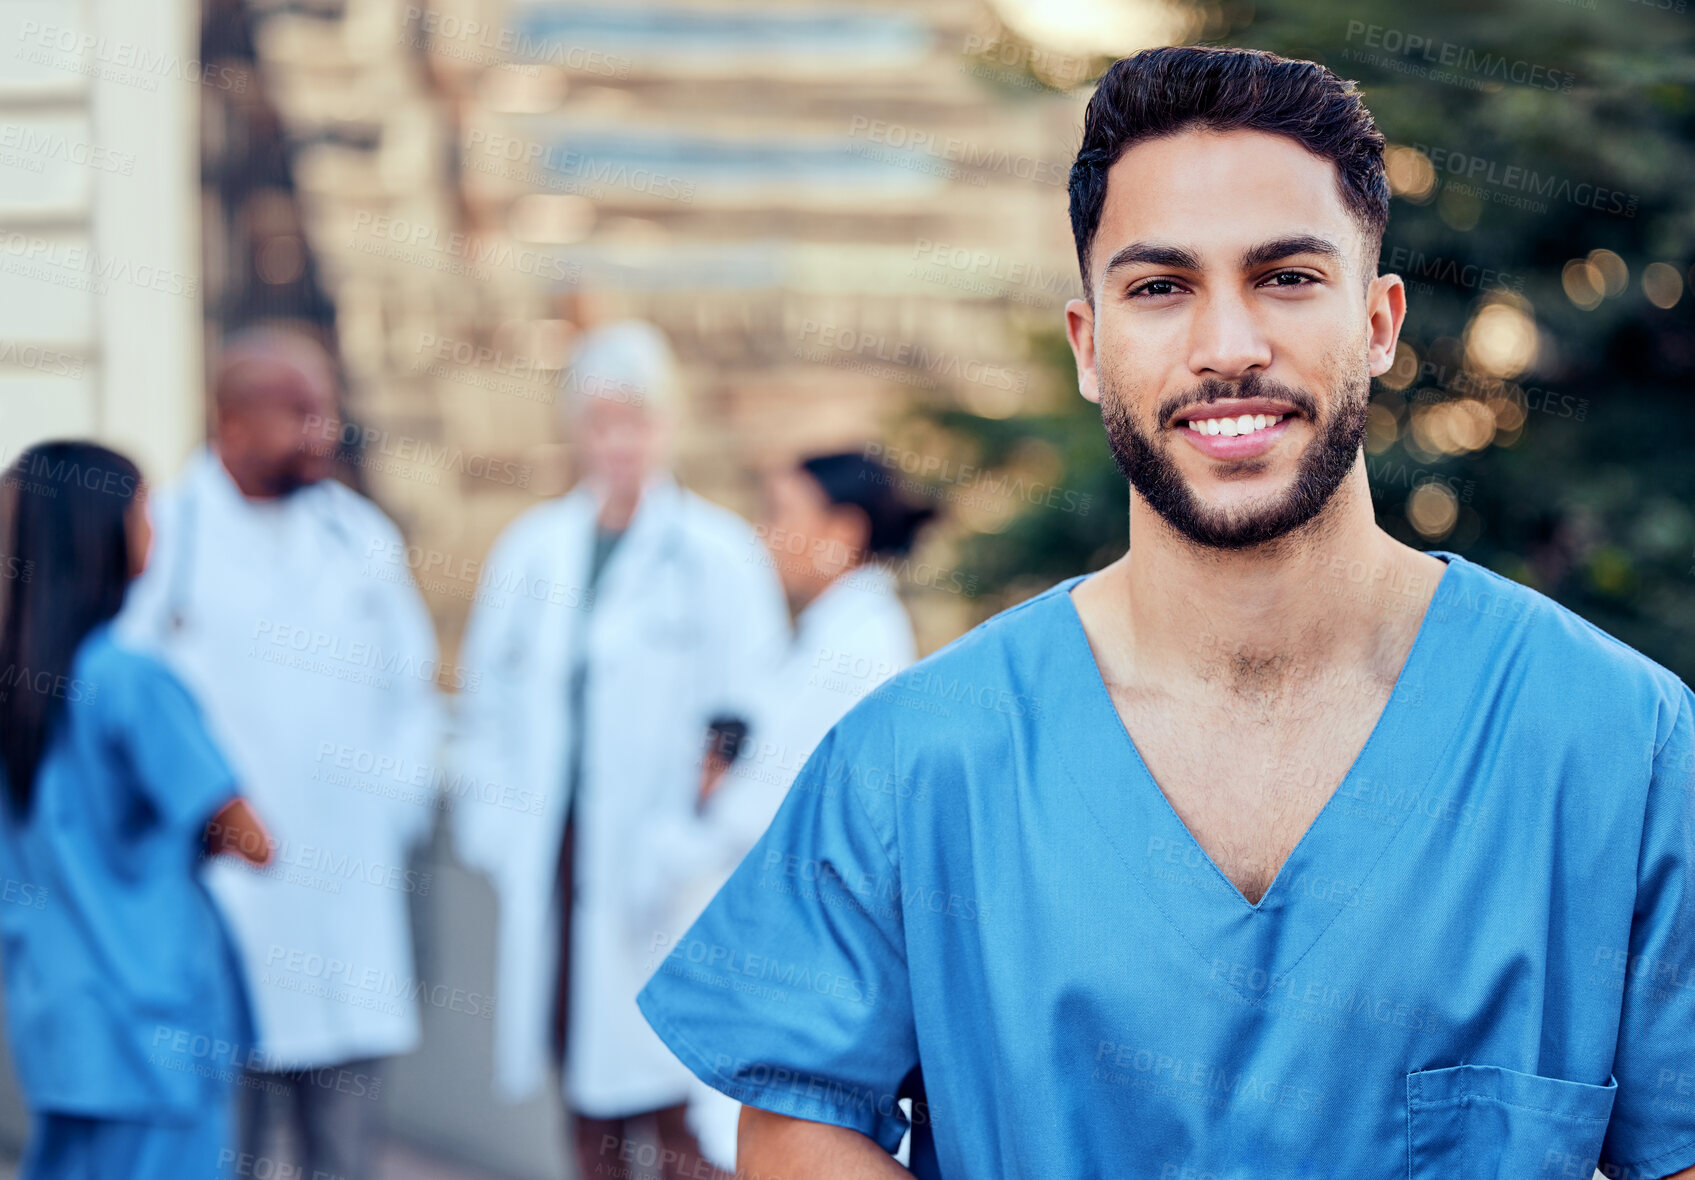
[0,623,248,1118]
[639,554,1695,1179]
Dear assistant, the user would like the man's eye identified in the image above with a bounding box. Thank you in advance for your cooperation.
[1263,271,1315,288]
[1128,279,1181,298]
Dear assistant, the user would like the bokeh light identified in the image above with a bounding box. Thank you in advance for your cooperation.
[1587,249,1629,297]
[1464,299,1538,379]
[1407,482,1459,540]
[1562,259,1605,311]
[1643,262,1684,309]
[1384,145,1437,203]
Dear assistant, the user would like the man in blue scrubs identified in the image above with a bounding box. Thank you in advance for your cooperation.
[637,47,1695,1179]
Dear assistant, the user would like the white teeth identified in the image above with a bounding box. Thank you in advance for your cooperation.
[1187,412,1286,437]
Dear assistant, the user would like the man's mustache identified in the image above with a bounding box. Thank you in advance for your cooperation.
[1153,374,1321,428]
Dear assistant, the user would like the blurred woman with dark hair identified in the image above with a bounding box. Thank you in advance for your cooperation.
[0,441,271,1180]
[636,449,932,1173]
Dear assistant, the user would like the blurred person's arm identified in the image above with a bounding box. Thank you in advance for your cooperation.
[692,510,790,743]
[448,510,549,874]
[738,1107,908,1178]
[205,797,273,867]
[697,715,747,810]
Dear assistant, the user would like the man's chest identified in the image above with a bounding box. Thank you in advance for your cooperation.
[1103,679,1394,904]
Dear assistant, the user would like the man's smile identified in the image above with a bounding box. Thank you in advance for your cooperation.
[1171,397,1303,460]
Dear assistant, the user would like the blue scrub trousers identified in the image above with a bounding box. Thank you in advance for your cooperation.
[23,1094,232,1180]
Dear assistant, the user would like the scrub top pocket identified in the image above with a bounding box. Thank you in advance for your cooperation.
[1406,1064,1616,1178]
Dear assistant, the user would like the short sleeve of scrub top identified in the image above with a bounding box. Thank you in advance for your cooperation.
[637,720,920,1154]
[1601,685,1695,1174]
[110,650,238,832]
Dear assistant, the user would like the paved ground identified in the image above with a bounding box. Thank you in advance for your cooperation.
[0,1138,519,1180]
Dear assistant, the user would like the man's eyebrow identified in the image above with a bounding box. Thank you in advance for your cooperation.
[1240,235,1344,271]
[1100,241,1203,278]
[1098,236,1344,283]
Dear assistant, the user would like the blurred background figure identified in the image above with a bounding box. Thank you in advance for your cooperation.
[452,320,787,1180]
[118,329,444,1180]
[0,443,271,1179]
[656,451,931,1172]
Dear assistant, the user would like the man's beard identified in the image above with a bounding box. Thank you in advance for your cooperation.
[263,456,326,498]
[1100,368,1370,550]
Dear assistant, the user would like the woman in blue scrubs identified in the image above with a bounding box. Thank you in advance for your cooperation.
[0,442,273,1180]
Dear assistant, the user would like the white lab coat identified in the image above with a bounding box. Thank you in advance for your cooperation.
[452,475,788,1114]
[658,564,917,1169]
[119,448,444,1069]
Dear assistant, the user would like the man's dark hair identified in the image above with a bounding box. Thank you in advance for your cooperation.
[1068,46,1389,296]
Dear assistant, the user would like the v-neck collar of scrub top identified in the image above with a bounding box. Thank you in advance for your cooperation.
[1049,550,1492,1007]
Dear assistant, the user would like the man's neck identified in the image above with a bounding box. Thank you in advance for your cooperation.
[1085,469,1446,700]
[214,449,279,502]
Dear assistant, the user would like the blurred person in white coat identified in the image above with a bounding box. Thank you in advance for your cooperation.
[119,326,444,1180]
[452,320,787,1179]
[641,451,930,1172]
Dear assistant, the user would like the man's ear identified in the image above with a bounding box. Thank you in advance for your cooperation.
[1065,298,1102,405]
[1365,272,1408,379]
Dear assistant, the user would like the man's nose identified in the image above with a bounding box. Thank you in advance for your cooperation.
[1186,290,1272,380]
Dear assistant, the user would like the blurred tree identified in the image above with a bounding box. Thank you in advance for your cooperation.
[917,0,1695,682]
